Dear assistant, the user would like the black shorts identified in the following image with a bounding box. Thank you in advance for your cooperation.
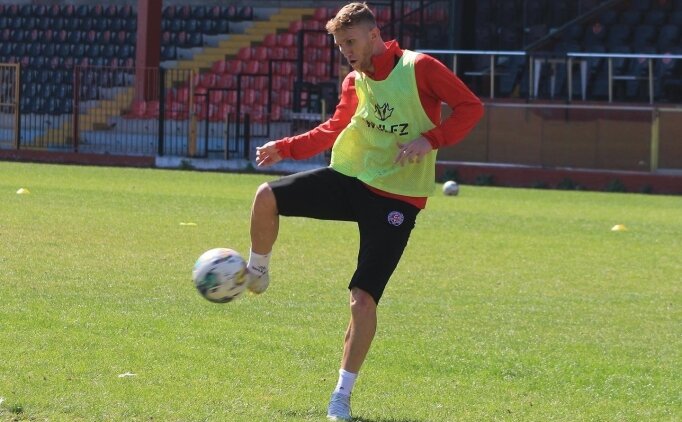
[269,167,420,304]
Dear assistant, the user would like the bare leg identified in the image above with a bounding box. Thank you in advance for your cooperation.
[250,183,279,254]
[341,288,377,373]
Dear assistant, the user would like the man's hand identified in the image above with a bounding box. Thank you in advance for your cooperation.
[394,137,433,166]
[256,141,283,167]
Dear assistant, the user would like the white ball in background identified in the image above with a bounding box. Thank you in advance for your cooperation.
[442,180,459,196]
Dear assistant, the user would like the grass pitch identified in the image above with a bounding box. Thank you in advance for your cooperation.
[0,161,680,421]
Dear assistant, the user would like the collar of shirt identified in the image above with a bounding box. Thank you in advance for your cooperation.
[365,40,403,81]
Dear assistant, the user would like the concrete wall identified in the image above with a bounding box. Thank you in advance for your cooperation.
[438,103,682,172]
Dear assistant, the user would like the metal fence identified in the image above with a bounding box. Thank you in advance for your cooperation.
[420,49,682,104]
[0,64,269,160]
[0,63,19,149]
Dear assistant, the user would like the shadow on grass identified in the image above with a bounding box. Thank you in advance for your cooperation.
[279,408,426,422]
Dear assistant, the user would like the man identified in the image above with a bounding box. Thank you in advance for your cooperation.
[246,2,483,420]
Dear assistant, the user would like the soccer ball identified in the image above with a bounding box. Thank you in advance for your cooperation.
[192,248,249,303]
[442,180,459,196]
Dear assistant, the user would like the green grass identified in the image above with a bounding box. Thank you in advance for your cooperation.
[0,161,680,421]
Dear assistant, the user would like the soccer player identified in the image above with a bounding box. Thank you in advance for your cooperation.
[246,2,483,420]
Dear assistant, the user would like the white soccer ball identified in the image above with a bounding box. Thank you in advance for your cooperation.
[442,180,460,196]
[192,248,248,303]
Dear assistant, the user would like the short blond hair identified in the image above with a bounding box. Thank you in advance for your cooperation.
[325,2,377,33]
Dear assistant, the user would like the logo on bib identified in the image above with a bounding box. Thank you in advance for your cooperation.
[373,102,394,121]
[387,211,404,226]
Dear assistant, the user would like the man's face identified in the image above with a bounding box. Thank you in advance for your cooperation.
[333,24,377,73]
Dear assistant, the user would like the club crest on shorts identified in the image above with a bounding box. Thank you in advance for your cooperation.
[387,211,404,226]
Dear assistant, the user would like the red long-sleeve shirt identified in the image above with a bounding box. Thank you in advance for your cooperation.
[275,40,484,208]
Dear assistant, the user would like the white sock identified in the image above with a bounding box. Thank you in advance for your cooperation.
[247,249,270,276]
[333,369,357,396]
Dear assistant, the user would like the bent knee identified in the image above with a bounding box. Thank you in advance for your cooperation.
[254,182,278,213]
[350,288,377,313]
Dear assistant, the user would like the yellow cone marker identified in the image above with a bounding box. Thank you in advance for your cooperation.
[179,222,197,226]
[611,224,628,232]
[16,188,30,195]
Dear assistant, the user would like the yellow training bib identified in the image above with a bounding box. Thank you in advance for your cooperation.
[330,50,437,197]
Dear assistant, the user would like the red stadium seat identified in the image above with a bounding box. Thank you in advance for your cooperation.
[273,61,294,76]
[307,47,326,61]
[375,6,390,22]
[272,75,292,90]
[127,100,147,119]
[225,59,242,74]
[283,47,298,60]
[249,108,266,123]
[269,47,286,60]
[240,76,254,89]
[216,103,233,120]
[211,60,227,74]
[270,105,282,121]
[236,47,251,61]
[253,77,268,90]
[204,103,220,121]
[166,101,188,120]
[243,89,258,105]
[289,20,303,33]
[172,86,190,103]
[243,60,260,74]
[215,74,235,89]
[208,90,224,104]
[309,33,329,48]
[276,89,292,107]
[145,100,160,118]
[252,46,269,61]
[277,33,295,48]
[303,19,325,30]
[223,90,238,105]
[194,101,206,120]
[313,8,330,21]
[199,73,217,89]
[312,62,329,79]
[263,33,277,47]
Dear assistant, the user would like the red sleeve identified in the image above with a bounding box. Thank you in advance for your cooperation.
[414,54,484,149]
[275,73,359,160]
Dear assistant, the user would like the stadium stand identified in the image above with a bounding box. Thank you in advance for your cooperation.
[1,0,679,164]
[468,0,682,102]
